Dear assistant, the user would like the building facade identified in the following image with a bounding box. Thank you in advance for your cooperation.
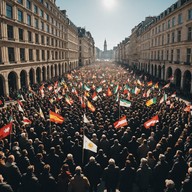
[0,0,95,96]
[115,0,192,95]
[78,27,95,66]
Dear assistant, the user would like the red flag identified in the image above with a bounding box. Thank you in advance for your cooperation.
[50,110,64,124]
[0,100,3,105]
[23,117,32,125]
[162,83,170,89]
[184,105,192,112]
[87,101,96,112]
[114,116,128,129]
[0,123,12,139]
[107,88,112,97]
[144,115,159,129]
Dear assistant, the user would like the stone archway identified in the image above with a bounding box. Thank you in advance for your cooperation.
[36,67,41,84]
[183,70,191,94]
[20,70,28,88]
[0,75,5,96]
[166,67,172,80]
[174,68,181,88]
[42,66,46,82]
[158,65,161,79]
[55,64,58,77]
[29,68,35,85]
[8,71,18,94]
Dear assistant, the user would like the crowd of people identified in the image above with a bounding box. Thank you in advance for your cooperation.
[0,62,192,192]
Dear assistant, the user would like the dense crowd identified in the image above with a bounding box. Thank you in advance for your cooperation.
[0,62,192,192]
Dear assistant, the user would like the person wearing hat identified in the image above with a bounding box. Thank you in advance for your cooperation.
[68,166,90,192]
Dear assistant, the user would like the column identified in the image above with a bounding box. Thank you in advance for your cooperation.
[180,75,184,90]
[26,73,29,87]
[13,5,17,21]
[33,49,36,61]
[14,26,19,41]
[25,48,29,62]
[1,47,8,64]
[5,79,9,96]
[1,1,6,16]
[1,22,7,40]
[17,77,21,90]
[15,47,20,63]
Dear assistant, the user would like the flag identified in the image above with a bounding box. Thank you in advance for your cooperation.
[168,76,174,81]
[114,116,128,129]
[144,115,159,129]
[65,95,73,105]
[162,83,170,89]
[159,94,168,104]
[132,87,140,95]
[23,117,32,125]
[96,86,102,93]
[83,135,97,153]
[146,89,151,97]
[147,81,153,86]
[17,100,23,107]
[171,92,176,97]
[146,97,157,107]
[18,103,24,112]
[83,114,90,124]
[113,85,119,94]
[120,99,131,107]
[79,96,86,108]
[87,101,96,112]
[39,108,45,119]
[154,82,159,89]
[49,110,64,124]
[116,92,120,102]
[184,105,192,115]
[92,92,98,101]
[0,123,12,139]
[72,87,78,96]
[48,85,53,91]
[83,84,91,91]
[107,88,112,97]
[0,100,3,105]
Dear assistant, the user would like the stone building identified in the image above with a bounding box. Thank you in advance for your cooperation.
[0,0,95,96]
[115,0,192,95]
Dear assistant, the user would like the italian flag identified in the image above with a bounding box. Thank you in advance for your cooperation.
[146,97,157,106]
[92,92,98,101]
[132,87,140,95]
[159,94,167,104]
[96,86,102,93]
[83,84,91,91]
[113,85,119,94]
[114,116,128,129]
[144,115,159,129]
[120,99,131,108]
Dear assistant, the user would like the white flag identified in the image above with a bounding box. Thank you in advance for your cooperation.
[18,103,24,113]
[83,114,90,124]
[83,135,97,153]
[39,108,45,119]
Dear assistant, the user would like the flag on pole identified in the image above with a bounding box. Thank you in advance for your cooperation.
[18,103,24,113]
[83,135,97,153]
[146,97,157,107]
[114,116,128,129]
[83,114,90,124]
[184,105,192,115]
[79,96,86,108]
[113,85,119,94]
[144,115,159,129]
[146,89,151,97]
[39,108,45,119]
[147,81,153,86]
[154,82,159,89]
[92,92,98,101]
[96,86,102,93]
[120,99,131,108]
[107,88,112,97]
[0,123,12,139]
[87,101,96,112]
[23,117,32,125]
[162,83,170,89]
[132,87,140,95]
[49,110,64,124]
[159,94,168,104]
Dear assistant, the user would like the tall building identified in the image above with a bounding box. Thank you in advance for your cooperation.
[115,0,192,95]
[104,39,107,52]
[0,0,95,97]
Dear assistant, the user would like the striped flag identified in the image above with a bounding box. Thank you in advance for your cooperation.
[162,83,170,89]
[113,85,119,94]
[146,97,157,107]
[147,81,153,86]
[49,110,64,124]
[87,101,96,112]
[96,86,102,93]
[159,94,168,104]
[92,92,98,101]
[144,115,159,129]
[120,99,131,108]
[114,116,128,129]
[23,117,32,125]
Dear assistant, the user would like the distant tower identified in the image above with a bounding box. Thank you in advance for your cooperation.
[104,39,107,52]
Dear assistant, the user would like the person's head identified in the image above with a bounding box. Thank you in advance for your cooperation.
[43,164,50,174]
[89,156,95,163]
[188,167,192,176]
[108,158,115,166]
[67,153,73,160]
[165,179,175,189]
[7,155,15,164]
[75,166,82,175]
[27,165,34,174]
[140,158,148,167]
[159,154,165,161]
[61,164,69,172]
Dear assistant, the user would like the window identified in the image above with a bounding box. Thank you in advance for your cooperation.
[6,4,13,19]
[171,50,174,61]
[177,30,181,42]
[36,50,39,60]
[35,34,39,44]
[27,14,31,26]
[19,28,23,41]
[35,18,38,29]
[176,49,180,61]
[46,14,49,21]
[178,13,182,25]
[167,34,170,44]
[8,47,15,62]
[34,5,38,14]
[17,0,23,4]
[39,0,43,3]
[20,48,25,61]
[47,50,50,60]
[41,35,44,44]
[186,48,191,64]
[47,37,49,45]
[7,25,14,40]
[172,32,175,43]
[172,17,175,27]
[168,20,170,29]
[188,27,192,41]
[28,31,32,42]
[162,23,165,31]
[41,21,44,31]
[188,9,192,20]
[162,35,164,45]
[46,24,49,33]
[18,10,23,22]
[26,0,31,10]
[40,9,44,18]
[46,2,49,9]
[166,50,169,61]
[42,50,45,60]
[51,38,54,46]
[29,49,33,61]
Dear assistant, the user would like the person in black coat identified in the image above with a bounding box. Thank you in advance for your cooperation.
[0,174,13,192]
[95,149,108,172]
[84,156,102,192]
[39,164,57,192]
[103,158,120,192]
[180,167,192,192]
[19,165,41,192]
[119,160,135,192]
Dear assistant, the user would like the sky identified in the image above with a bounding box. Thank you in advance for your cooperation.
[57,0,177,50]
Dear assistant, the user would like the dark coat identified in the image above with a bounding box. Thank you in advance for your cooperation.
[57,171,72,192]
[0,183,13,192]
[180,175,192,192]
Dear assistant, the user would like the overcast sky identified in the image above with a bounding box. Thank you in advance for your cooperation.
[57,0,177,50]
